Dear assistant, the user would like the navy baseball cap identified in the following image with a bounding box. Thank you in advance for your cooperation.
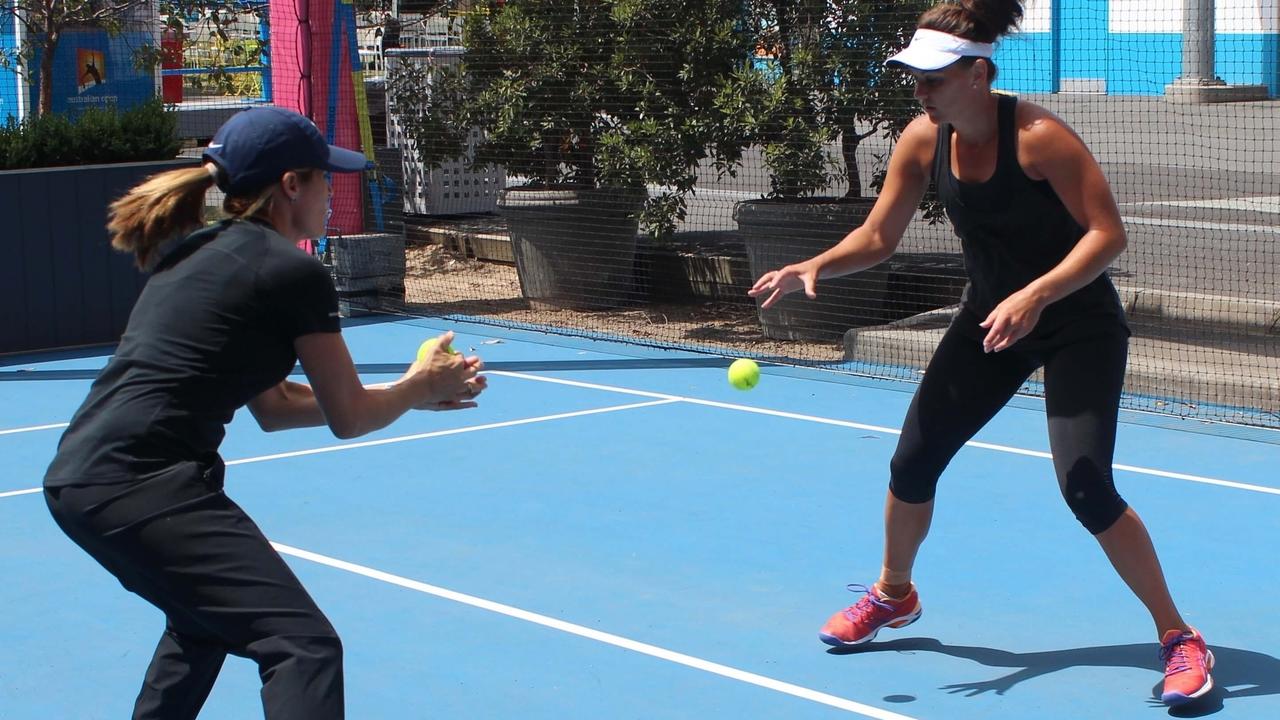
[202,107,369,196]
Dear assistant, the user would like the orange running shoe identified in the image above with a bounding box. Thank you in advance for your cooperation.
[819,583,922,647]
[1160,627,1214,706]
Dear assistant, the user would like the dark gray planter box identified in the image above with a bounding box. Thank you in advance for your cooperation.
[0,158,199,354]
[498,186,647,310]
[736,198,968,342]
[736,197,887,341]
[645,231,753,303]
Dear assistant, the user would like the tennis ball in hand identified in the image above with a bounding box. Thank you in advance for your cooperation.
[727,358,760,390]
[417,338,457,363]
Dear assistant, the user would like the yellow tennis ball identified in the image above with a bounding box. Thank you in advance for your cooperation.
[417,338,456,363]
[727,358,760,390]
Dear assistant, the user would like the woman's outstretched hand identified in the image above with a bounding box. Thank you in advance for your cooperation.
[747,262,819,309]
[402,331,487,409]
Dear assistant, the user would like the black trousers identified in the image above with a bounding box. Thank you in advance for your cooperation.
[888,319,1130,535]
[45,460,344,719]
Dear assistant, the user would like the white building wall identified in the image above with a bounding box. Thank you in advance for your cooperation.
[1111,0,1278,34]
[1022,0,1053,33]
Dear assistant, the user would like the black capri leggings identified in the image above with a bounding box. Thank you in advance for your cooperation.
[888,320,1130,535]
[44,460,343,720]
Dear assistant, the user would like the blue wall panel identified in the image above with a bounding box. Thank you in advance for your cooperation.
[994,32,1055,94]
[1218,34,1280,96]
[1107,33,1181,95]
[995,30,1277,97]
[1060,0,1109,84]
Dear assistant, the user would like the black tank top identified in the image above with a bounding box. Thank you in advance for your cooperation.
[933,94,1125,338]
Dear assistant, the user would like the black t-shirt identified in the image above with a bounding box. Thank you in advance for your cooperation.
[932,94,1127,341]
[44,220,341,487]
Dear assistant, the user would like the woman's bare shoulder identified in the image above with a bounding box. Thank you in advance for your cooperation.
[896,113,941,165]
[1012,98,1084,146]
[1010,97,1096,179]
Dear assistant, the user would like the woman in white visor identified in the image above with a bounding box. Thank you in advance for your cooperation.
[749,0,1212,706]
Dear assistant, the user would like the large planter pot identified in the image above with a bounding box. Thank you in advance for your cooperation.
[735,197,888,341]
[0,158,200,354]
[498,186,647,309]
[880,252,968,322]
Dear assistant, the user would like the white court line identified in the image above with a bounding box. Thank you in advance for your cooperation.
[1110,463,1280,494]
[3,373,1275,498]
[0,399,678,497]
[0,422,69,436]
[498,371,1280,497]
[0,377,1271,713]
[273,542,920,720]
[226,398,680,466]
[490,370,679,401]
[962,441,1280,495]
[0,488,42,499]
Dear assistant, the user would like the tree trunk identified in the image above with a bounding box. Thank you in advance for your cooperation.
[39,29,60,117]
[841,128,862,199]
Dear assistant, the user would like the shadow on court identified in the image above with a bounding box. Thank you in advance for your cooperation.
[828,637,1280,717]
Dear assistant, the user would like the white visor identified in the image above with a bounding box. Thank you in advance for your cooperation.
[885,29,994,71]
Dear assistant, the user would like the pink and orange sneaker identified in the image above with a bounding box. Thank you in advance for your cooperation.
[1159,627,1215,706]
[819,583,922,647]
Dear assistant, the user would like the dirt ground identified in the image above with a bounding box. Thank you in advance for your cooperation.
[392,242,1279,427]
[401,242,847,362]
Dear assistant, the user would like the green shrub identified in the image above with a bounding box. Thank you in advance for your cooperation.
[0,99,180,170]
[389,0,757,240]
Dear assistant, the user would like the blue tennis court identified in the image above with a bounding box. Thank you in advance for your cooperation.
[3,316,1277,719]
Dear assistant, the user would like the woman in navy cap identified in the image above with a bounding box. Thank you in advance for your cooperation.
[750,0,1212,706]
[43,106,485,719]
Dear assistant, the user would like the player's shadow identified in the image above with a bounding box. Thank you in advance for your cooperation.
[829,637,1280,717]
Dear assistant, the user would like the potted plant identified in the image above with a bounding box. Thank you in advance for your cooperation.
[0,99,192,353]
[0,3,287,353]
[387,0,756,309]
[733,0,939,341]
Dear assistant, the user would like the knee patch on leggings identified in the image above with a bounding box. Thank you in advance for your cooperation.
[1060,459,1128,534]
[888,452,944,504]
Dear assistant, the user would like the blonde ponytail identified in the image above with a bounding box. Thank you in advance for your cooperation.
[223,184,280,223]
[108,166,215,269]
[109,164,313,268]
